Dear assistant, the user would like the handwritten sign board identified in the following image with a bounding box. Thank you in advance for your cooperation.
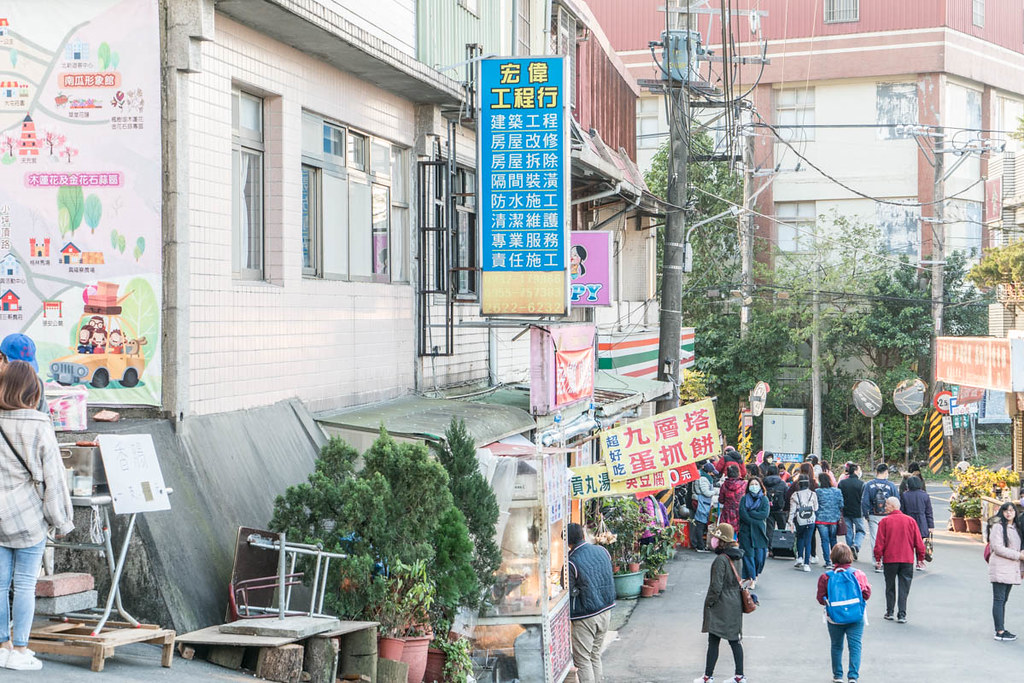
[599,398,720,482]
[97,434,171,514]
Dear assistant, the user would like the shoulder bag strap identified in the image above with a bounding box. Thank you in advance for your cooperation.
[727,556,743,587]
[0,422,41,487]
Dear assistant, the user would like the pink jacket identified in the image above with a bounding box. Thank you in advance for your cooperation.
[989,521,1024,585]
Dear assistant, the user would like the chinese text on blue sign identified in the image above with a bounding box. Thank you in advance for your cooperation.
[479,57,568,315]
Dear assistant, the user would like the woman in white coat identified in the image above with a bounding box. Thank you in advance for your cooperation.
[989,502,1024,641]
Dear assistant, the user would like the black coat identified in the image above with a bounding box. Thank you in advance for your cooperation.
[838,475,865,519]
[568,542,616,620]
[701,546,745,640]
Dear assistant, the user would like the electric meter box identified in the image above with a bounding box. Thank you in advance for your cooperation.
[762,408,807,463]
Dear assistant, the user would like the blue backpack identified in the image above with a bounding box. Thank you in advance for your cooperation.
[825,569,865,624]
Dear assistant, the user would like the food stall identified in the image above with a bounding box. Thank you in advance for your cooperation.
[472,447,572,683]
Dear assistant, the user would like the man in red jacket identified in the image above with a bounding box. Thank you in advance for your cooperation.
[873,496,926,624]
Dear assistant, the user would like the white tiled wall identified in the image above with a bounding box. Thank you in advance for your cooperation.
[187,16,419,416]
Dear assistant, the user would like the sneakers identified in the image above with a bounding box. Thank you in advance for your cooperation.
[995,630,1018,641]
[883,612,894,621]
[0,648,8,668]
[748,579,757,590]
[802,564,810,572]
[897,616,907,624]
[5,649,42,671]
[824,563,835,570]
[810,556,819,565]
[693,677,713,683]
[851,546,859,560]
[794,560,804,568]
[696,548,711,554]
[833,678,845,682]
[733,677,746,683]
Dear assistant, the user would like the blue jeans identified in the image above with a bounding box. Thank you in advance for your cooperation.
[844,516,867,551]
[796,524,814,564]
[827,619,864,680]
[817,524,838,564]
[0,539,47,647]
[742,547,767,580]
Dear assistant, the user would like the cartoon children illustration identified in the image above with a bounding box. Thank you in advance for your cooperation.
[76,326,93,354]
[570,244,588,280]
[90,329,107,355]
[107,328,124,354]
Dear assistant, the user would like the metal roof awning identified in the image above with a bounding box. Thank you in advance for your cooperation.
[216,0,463,105]
[570,120,665,217]
[316,394,536,446]
[595,370,673,414]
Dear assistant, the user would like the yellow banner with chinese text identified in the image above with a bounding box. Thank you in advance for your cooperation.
[600,398,720,482]
[569,464,683,500]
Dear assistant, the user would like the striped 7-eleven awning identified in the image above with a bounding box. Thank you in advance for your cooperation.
[597,327,695,379]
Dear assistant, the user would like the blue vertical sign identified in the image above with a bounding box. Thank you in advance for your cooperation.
[479,57,568,315]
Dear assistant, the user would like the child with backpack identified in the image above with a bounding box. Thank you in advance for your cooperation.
[788,475,819,572]
[817,543,872,683]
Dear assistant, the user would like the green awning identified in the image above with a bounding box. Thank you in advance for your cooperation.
[316,394,535,446]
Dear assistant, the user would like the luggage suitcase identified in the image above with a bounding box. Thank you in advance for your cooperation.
[770,529,797,559]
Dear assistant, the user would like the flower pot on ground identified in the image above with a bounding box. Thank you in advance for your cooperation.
[426,635,473,683]
[613,570,644,599]
[424,648,445,683]
[656,573,669,591]
[399,635,432,683]
[951,516,967,533]
[640,584,657,598]
[966,517,983,534]
[627,562,641,573]
[379,637,405,661]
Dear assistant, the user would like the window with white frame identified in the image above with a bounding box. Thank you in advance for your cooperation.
[232,90,264,280]
[824,0,858,23]
[300,110,409,282]
[554,7,576,107]
[458,0,479,16]
[876,82,918,139]
[775,202,816,253]
[775,88,814,142]
[973,0,984,27]
[517,0,531,56]
[637,97,662,150]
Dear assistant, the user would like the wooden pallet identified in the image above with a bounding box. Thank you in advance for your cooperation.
[28,618,175,672]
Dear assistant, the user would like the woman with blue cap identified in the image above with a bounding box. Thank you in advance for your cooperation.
[0,334,47,413]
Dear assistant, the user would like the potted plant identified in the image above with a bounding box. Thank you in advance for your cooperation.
[390,560,435,683]
[423,634,473,683]
[602,498,646,599]
[963,497,984,535]
[949,497,968,533]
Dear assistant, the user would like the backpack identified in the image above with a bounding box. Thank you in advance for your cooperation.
[795,491,815,526]
[869,482,889,516]
[767,484,786,511]
[824,569,865,624]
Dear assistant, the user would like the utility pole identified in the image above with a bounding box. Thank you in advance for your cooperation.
[739,126,755,337]
[656,100,689,414]
[810,258,822,458]
[930,127,945,382]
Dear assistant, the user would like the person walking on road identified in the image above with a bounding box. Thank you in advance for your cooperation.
[763,465,789,546]
[567,522,616,683]
[789,475,819,572]
[874,497,925,623]
[0,361,75,672]
[900,475,933,570]
[692,462,717,553]
[817,543,871,683]
[838,463,866,560]
[696,523,747,683]
[718,464,747,531]
[738,477,770,588]
[815,473,844,569]
[988,502,1024,641]
[861,463,899,573]
[898,462,927,495]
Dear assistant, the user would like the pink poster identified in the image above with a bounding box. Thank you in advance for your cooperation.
[570,231,611,306]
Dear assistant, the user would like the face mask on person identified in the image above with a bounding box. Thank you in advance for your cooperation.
[710,536,720,550]
[749,484,762,495]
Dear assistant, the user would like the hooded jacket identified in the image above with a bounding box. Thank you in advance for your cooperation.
[718,476,748,529]
[702,545,746,640]
[763,474,788,513]
[900,477,934,539]
[738,491,770,550]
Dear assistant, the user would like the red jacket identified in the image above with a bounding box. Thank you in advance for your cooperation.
[713,456,747,478]
[873,510,926,564]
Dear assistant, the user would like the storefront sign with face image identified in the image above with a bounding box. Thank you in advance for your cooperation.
[569,231,611,306]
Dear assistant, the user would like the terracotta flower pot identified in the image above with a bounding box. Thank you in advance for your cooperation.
[378,636,405,661]
[399,634,432,683]
[657,573,669,591]
[951,516,967,533]
[966,517,983,535]
[640,584,657,598]
[423,647,445,683]
[627,562,641,573]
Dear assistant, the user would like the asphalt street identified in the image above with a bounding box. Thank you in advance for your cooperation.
[602,486,1024,682]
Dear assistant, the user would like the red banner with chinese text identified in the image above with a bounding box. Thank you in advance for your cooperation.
[555,346,595,406]
[600,398,720,482]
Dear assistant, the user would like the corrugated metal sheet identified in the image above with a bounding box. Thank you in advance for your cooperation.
[946,0,1024,53]
[416,0,502,71]
[585,0,665,51]
[575,33,637,158]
